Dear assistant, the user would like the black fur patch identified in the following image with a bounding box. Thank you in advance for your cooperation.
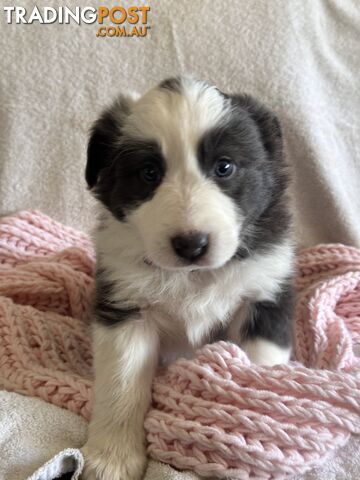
[86,102,166,221]
[95,140,165,221]
[94,270,140,326]
[243,281,294,347]
[159,77,182,93]
[86,96,131,189]
[198,94,291,256]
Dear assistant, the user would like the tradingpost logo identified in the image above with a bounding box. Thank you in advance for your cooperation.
[3,5,151,37]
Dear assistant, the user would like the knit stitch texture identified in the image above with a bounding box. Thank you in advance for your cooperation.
[0,210,359,479]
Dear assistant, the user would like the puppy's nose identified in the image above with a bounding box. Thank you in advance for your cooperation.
[171,232,209,261]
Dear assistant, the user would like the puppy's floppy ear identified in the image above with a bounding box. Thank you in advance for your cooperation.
[229,95,283,160]
[85,95,134,189]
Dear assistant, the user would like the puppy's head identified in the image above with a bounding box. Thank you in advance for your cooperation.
[86,76,288,271]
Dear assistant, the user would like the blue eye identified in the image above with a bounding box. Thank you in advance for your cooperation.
[140,163,161,183]
[215,158,235,178]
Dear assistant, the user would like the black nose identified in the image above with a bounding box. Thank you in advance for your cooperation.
[171,232,209,261]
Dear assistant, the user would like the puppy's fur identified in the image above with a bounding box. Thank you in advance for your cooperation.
[82,76,294,480]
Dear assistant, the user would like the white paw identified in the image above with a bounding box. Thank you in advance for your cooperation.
[81,442,147,480]
[241,338,290,366]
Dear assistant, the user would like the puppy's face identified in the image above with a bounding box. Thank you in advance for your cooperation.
[86,77,286,271]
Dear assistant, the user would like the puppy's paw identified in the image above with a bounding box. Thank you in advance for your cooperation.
[241,338,290,366]
[81,442,147,480]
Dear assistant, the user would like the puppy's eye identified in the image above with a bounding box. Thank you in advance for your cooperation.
[214,158,235,178]
[140,162,161,183]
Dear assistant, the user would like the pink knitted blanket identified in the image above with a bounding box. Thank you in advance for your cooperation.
[0,211,359,479]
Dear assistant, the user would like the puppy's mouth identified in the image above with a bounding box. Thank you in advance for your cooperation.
[142,255,223,272]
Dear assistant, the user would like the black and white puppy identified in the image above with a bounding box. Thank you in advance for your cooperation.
[82,76,294,480]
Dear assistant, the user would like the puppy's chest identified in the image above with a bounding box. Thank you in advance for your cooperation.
[162,272,241,321]
[146,265,247,347]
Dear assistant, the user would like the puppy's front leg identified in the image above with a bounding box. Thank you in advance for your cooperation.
[241,287,294,366]
[228,287,293,366]
[82,317,158,480]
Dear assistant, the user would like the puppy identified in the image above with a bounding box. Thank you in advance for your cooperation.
[82,76,294,480]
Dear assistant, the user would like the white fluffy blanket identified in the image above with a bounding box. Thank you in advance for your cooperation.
[0,392,200,480]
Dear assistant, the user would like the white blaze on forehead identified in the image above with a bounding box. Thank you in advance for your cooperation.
[122,78,230,167]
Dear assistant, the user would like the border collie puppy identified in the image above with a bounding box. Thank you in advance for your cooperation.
[82,76,294,480]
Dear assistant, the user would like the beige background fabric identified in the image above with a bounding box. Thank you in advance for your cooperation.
[0,0,359,247]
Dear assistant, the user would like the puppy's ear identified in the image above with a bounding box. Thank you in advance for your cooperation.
[230,95,283,160]
[85,95,134,189]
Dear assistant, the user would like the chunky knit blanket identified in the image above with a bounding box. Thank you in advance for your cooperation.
[0,211,359,479]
